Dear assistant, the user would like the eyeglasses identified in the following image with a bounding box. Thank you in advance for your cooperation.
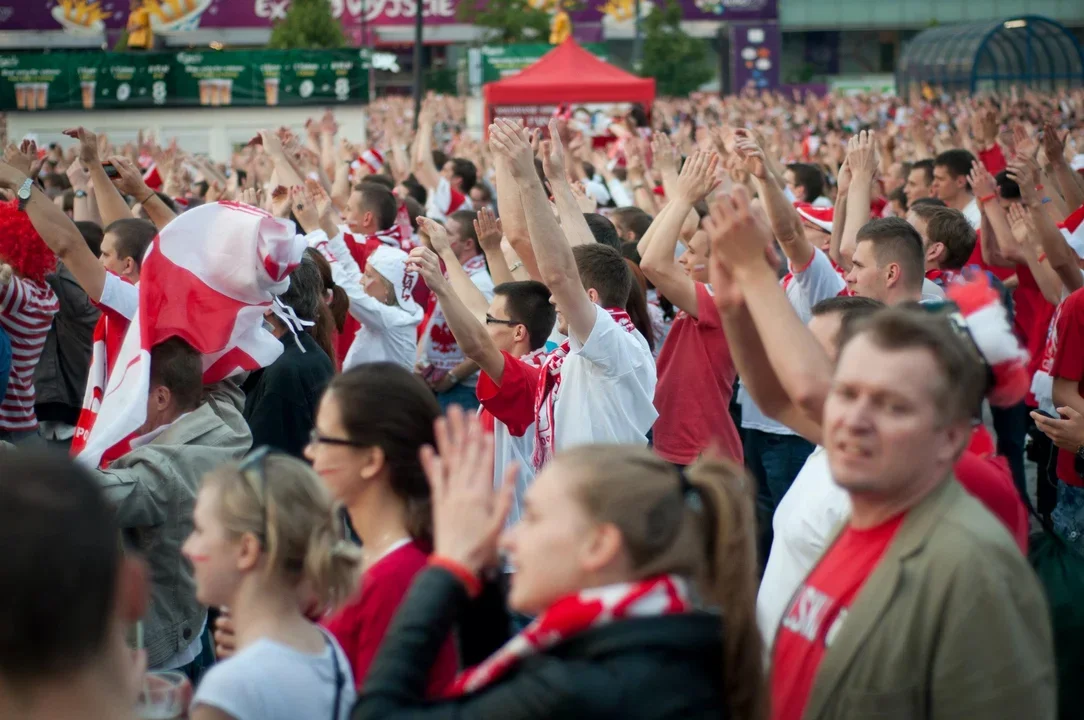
[485,314,519,327]
[239,446,272,548]
[308,428,367,448]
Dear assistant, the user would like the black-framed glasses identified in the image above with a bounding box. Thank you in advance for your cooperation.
[308,428,367,448]
[485,314,518,327]
[239,446,272,547]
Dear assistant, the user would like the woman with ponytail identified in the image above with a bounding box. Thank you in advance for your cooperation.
[183,450,360,720]
[354,407,765,720]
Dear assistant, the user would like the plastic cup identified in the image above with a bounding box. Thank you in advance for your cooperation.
[135,670,190,719]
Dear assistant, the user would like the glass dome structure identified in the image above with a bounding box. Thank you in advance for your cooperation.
[897,15,1084,94]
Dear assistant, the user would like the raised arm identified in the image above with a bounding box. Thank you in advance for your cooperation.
[64,127,133,226]
[1007,202,1064,305]
[474,207,516,287]
[969,162,1023,267]
[412,100,441,192]
[840,131,877,266]
[734,132,813,270]
[0,159,106,301]
[1043,123,1084,212]
[408,246,505,382]
[259,130,306,190]
[706,186,836,427]
[108,155,177,231]
[417,216,489,321]
[1011,158,1083,293]
[640,151,718,317]
[542,119,596,248]
[493,149,538,281]
[651,132,681,201]
[489,118,597,343]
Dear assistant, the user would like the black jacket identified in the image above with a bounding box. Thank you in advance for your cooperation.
[34,264,100,423]
[242,332,333,458]
[353,568,727,720]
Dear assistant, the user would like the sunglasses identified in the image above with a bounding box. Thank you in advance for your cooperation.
[308,428,368,448]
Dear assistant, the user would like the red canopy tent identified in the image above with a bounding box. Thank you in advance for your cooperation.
[483,38,656,128]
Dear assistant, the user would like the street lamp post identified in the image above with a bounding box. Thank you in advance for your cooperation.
[412,0,424,130]
[632,0,643,72]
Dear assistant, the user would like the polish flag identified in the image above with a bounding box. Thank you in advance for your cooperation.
[74,201,306,469]
[1058,203,1084,258]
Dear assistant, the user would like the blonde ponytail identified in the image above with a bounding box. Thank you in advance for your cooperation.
[560,445,766,720]
[204,454,362,612]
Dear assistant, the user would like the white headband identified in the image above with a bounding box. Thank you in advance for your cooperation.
[270,296,315,353]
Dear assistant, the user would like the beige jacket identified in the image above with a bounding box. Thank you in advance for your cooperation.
[799,479,1056,720]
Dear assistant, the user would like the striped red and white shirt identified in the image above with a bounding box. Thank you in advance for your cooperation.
[0,276,59,432]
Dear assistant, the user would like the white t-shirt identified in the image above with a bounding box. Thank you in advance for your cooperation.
[756,446,849,651]
[310,231,422,371]
[962,197,982,230]
[192,627,355,720]
[552,304,658,452]
[784,247,848,324]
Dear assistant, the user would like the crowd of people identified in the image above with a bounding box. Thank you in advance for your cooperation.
[2,85,1084,720]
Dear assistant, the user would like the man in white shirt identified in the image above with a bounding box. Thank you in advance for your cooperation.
[411,99,476,223]
[484,118,657,469]
[933,149,982,229]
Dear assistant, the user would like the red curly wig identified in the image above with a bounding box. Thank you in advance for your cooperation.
[0,199,57,283]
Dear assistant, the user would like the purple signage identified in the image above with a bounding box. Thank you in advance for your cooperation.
[729,21,780,92]
[0,0,776,33]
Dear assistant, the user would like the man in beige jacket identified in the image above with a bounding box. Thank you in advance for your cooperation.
[768,307,1055,720]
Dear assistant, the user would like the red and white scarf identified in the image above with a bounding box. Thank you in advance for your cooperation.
[446,575,690,697]
[532,308,636,470]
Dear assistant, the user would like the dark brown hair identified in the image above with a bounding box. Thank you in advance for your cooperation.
[573,243,633,309]
[326,363,440,540]
[924,207,976,271]
[305,248,348,333]
[624,259,655,351]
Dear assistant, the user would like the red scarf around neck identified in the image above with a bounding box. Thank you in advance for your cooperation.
[532,307,636,470]
[446,575,690,697]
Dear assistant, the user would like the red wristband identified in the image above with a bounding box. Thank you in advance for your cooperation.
[1037,252,1047,264]
[1035,184,1044,192]
[429,555,482,598]
[978,193,997,205]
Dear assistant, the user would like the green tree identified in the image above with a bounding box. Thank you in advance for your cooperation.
[457,0,552,44]
[268,0,345,50]
[640,0,713,96]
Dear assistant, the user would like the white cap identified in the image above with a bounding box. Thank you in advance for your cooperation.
[368,245,419,314]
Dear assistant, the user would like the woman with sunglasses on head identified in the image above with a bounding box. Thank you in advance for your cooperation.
[353,407,766,720]
[306,362,461,694]
[183,450,360,720]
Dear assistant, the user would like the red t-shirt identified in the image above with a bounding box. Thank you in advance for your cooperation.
[653,283,742,465]
[955,451,1029,553]
[1014,264,1057,406]
[771,513,906,720]
[323,541,458,695]
[1050,288,1084,487]
[478,352,543,438]
[965,233,1016,281]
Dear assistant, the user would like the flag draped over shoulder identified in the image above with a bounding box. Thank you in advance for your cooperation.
[75,201,306,469]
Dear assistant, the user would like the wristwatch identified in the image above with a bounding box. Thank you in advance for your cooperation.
[74,189,88,199]
[16,176,33,212]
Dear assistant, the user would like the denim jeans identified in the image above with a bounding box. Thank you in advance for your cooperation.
[1052,480,1084,554]
[744,429,815,575]
[436,383,481,413]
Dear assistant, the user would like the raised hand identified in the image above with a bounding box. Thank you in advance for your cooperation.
[406,245,447,292]
[239,187,259,207]
[64,126,100,165]
[106,155,153,201]
[1041,122,1068,163]
[569,181,597,214]
[488,118,535,179]
[676,150,719,205]
[846,130,878,180]
[1006,159,1038,203]
[733,131,768,180]
[269,184,291,219]
[290,185,321,232]
[420,406,513,575]
[967,161,997,201]
[473,206,504,252]
[1006,202,1036,248]
[258,129,286,160]
[1012,122,1039,162]
[305,177,334,222]
[66,158,91,191]
[651,131,678,177]
[416,215,452,255]
[540,117,568,183]
[4,139,36,178]
[702,185,775,274]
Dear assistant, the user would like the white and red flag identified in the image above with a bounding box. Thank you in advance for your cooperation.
[74,201,306,469]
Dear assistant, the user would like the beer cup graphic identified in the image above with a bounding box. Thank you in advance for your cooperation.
[36,83,48,110]
[220,79,232,105]
[264,77,280,106]
[81,81,97,109]
[199,79,212,106]
[15,84,27,110]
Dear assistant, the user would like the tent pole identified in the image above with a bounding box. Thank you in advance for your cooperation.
[413,0,424,131]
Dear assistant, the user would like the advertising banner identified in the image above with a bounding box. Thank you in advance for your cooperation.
[0,0,777,33]
[0,49,368,112]
[729,21,780,92]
